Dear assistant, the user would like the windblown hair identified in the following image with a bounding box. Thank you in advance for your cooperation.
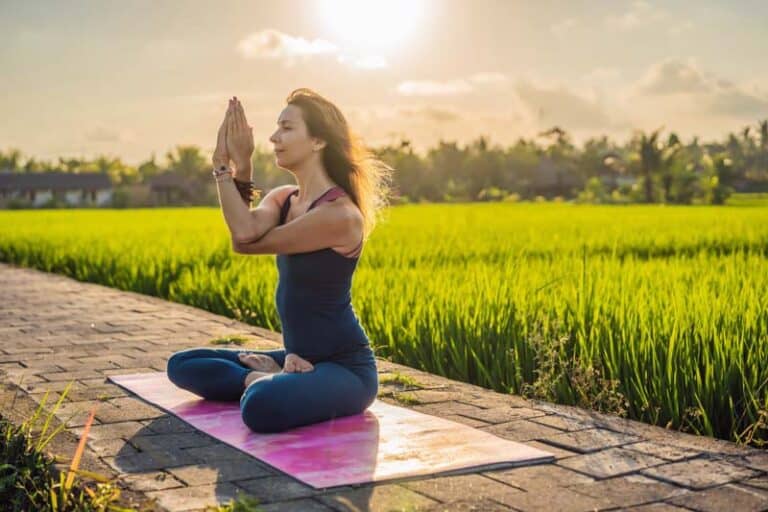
[286,88,393,240]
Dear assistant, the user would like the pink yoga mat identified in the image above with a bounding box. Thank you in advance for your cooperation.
[109,371,553,489]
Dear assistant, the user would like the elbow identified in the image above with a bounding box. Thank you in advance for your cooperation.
[231,235,255,254]
[232,230,259,245]
[232,222,267,245]
[231,238,269,255]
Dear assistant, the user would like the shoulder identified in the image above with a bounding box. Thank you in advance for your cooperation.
[262,184,298,209]
[317,191,362,225]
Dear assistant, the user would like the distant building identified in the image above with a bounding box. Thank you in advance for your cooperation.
[149,171,201,204]
[0,171,113,207]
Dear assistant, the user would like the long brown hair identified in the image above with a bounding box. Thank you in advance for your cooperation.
[286,88,393,240]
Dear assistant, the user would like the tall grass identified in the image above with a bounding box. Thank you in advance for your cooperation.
[0,381,132,511]
[1,201,767,443]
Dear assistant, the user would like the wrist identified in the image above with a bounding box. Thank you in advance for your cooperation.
[233,160,252,174]
[213,163,234,181]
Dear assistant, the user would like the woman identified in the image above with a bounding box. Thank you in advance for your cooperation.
[166,88,392,434]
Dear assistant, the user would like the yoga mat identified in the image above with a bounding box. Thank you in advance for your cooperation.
[109,372,554,489]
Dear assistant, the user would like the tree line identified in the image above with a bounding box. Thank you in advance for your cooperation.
[2,120,767,205]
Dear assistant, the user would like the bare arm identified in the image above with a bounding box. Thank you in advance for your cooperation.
[232,198,360,255]
[216,172,258,242]
[225,185,299,244]
[214,97,288,242]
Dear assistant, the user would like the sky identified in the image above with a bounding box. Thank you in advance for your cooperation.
[1,0,767,166]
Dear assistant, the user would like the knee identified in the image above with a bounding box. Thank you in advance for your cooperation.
[166,349,197,385]
[240,386,292,434]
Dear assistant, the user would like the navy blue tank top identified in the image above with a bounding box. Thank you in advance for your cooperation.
[275,186,369,363]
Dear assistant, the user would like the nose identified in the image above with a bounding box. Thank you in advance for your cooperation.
[269,130,279,144]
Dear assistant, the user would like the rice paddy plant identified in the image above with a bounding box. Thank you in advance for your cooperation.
[1,201,767,443]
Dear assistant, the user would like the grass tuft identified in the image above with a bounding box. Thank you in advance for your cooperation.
[209,335,249,346]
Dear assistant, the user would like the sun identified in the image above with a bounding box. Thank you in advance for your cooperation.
[315,0,427,55]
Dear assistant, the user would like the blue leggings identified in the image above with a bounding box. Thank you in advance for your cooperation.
[166,347,378,434]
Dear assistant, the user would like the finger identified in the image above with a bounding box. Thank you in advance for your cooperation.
[234,99,243,131]
[238,100,248,128]
[230,98,238,130]
[228,100,236,133]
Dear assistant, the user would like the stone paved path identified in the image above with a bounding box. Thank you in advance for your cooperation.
[2,262,768,512]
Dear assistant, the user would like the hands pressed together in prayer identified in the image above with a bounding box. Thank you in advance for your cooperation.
[213,96,255,170]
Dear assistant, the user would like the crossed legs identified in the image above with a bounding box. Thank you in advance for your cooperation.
[166,347,285,401]
[166,347,375,433]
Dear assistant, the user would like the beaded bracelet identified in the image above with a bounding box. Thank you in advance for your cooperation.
[212,165,233,178]
[233,178,255,205]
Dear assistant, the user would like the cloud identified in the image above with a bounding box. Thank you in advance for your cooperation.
[619,58,768,131]
[237,29,338,59]
[604,1,668,30]
[629,58,768,119]
[237,29,386,70]
[513,79,617,131]
[635,58,711,95]
[396,72,509,96]
[398,106,462,123]
[707,83,768,117]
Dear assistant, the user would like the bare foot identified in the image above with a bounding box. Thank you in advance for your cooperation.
[244,370,272,388]
[238,353,282,373]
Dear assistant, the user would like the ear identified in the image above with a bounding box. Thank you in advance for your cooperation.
[312,138,327,152]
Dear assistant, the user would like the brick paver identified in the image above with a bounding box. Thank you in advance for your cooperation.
[2,262,768,512]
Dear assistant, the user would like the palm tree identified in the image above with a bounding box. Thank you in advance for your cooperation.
[638,129,663,203]
[661,132,682,203]
[165,145,209,182]
[0,148,24,171]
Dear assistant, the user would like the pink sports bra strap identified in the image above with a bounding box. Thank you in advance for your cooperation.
[308,186,346,210]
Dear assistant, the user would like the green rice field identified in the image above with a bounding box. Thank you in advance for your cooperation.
[1,199,767,444]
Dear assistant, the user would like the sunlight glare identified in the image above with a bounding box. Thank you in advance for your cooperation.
[315,0,426,55]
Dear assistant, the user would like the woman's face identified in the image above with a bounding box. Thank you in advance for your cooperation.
[269,104,320,169]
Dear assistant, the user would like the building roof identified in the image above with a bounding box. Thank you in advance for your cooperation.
[0,171,112,191]
[149,171,190,188]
